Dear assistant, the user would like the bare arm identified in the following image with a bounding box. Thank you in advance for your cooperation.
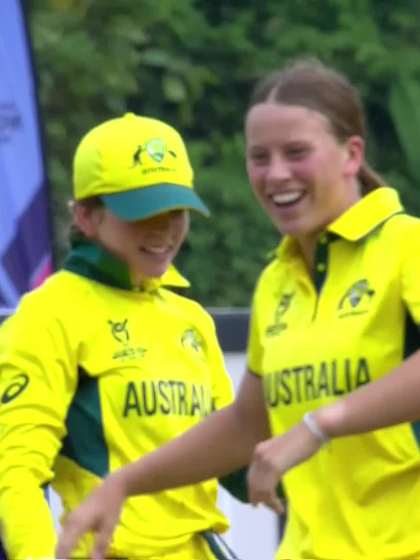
[56,371,270,558]
[316,349,420,436]
[248,350,420,510]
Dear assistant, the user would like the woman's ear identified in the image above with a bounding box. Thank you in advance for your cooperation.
[72,202,103,238]
[343,135,364,178]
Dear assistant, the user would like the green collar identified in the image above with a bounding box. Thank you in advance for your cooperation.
[63,239,190,291]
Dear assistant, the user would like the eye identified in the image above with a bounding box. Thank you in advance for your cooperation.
[248,150,269,165]
[285,145,310,160]
[170,209,187,220]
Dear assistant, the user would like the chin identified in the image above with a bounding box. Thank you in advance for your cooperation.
[134,259,172,279]
[147,265,171,278]
[274,221,303,236]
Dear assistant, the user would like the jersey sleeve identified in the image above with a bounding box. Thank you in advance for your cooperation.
[247,283,265,376]
[0,293,78,559]
[204,313,234,411]
[400,221,420,327]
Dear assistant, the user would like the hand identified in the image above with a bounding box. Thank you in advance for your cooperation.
[247,422,322,513]
[55,471,127,560]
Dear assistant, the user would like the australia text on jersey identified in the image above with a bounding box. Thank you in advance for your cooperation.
[122,379,215,418]
[263,357,370,406]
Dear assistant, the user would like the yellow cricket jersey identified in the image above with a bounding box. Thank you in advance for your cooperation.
[248,187,420,560]
[0,239,233,560]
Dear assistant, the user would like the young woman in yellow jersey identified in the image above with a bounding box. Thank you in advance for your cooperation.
[57,60,420,560]
[0,113,242,560]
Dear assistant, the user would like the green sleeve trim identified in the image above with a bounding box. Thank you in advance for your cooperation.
[61,367,109,477]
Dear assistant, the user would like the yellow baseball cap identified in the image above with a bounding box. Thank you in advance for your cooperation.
[73,113,210,220]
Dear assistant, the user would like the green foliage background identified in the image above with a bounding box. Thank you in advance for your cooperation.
[28,0,420,306]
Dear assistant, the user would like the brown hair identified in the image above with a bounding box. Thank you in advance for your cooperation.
[249,58,384,194]
[68,196,104,242]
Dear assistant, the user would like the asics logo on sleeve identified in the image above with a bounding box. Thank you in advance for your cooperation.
[1,373,29,404]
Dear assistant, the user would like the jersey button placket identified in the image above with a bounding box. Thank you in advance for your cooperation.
[312,234,329,319]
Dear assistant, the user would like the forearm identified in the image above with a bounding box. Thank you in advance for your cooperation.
[116,401,266,497]
[315,350,420,437]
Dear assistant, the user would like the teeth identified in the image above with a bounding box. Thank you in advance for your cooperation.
[272,192,302,205]
[144,247,169,254]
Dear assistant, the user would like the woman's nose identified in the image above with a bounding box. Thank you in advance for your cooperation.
[140,213,172,232]
[266,155,292,182]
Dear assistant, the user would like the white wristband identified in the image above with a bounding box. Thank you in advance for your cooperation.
[303,412,330,444]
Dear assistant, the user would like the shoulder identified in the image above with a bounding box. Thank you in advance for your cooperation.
[383,212,420,231]
[16,270,94,315]
[3,271,100,343]
[161,289,216,332]
[379,212,420,253]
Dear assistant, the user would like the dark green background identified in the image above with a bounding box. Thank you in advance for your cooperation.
[29,0,420,306]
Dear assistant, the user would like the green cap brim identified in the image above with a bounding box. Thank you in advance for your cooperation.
[101,184,210,221]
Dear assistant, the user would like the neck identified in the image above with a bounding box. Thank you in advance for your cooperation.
[296,183,363,274]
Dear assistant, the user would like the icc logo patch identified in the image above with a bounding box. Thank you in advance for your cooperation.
[108,319,147,361]
[108,318,130,344]
[265,292,294,337]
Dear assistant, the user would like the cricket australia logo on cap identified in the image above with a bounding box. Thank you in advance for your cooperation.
[131,138,177,167]
[338,279,375,318]
[265,292,294,337]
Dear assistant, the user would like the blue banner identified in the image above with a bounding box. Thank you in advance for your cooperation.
[0,0,53,318]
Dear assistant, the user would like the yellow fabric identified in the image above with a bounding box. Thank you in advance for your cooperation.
[73,113,194,199]
[159,264,191,288]
[109,531,217,560]
[0,269,232,559]
[248,187,420,560]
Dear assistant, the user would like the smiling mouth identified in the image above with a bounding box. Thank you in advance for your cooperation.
[271,191,305,207]
[140,246,173,255]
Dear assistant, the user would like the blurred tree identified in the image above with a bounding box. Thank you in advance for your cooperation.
[28,0,420,306]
